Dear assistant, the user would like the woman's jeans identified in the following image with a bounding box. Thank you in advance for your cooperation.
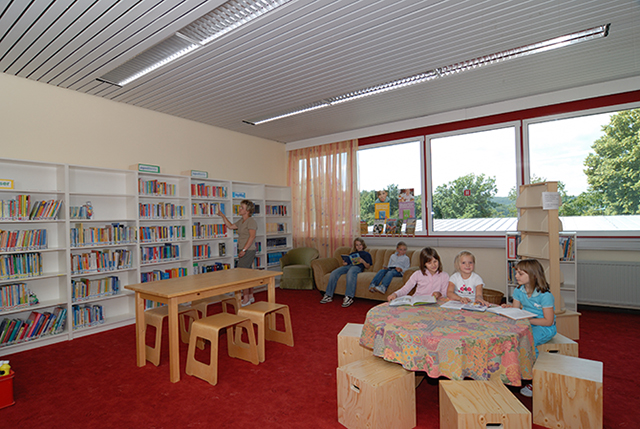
[325,265,363,298]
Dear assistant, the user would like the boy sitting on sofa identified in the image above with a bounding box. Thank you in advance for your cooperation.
[369,241,411,294]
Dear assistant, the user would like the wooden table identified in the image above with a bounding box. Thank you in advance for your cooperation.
[360,302,535,386]
[124,268,282,383]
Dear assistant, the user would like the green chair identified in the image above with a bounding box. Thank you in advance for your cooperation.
[279,247,319,290]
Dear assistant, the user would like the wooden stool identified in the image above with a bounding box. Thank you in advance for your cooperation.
[537,333,579,357]
[182,297,239,344]
[185,313,259,386]
[337,356,415,429]
[338,323,374,367]
[439,380,531,429]
[237,301,294,362]
[533,353,603,429]
[144,305,199,366]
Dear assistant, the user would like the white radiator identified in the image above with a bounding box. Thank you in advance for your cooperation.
[578,261,640,309]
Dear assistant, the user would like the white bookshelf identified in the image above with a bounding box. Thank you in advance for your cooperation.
[0,157,290,355]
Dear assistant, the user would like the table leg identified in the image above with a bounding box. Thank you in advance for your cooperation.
[267,276,276,303]
[168,298,180,383]
[135,293,146,367]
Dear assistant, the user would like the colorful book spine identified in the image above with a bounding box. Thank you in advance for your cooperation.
[138,179,176,196]
[70,249,133,274]
[139,244,181,265]
[139,203,186,219]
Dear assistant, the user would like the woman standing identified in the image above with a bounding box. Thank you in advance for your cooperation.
[218,199,257,306]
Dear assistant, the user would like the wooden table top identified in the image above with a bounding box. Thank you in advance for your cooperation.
[124,268,282,298]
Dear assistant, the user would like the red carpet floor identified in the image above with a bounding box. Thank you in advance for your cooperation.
[1,288,638,428]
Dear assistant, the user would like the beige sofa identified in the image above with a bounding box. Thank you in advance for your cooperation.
[311,246,424,301]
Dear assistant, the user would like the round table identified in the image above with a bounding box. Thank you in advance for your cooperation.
[360,302,535,386]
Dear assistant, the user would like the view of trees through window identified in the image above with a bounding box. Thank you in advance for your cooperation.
[357,107,640,233]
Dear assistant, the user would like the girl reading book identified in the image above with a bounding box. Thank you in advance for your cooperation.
[320,238,372,308]
[387,247,448,302]
[503,258,556,397]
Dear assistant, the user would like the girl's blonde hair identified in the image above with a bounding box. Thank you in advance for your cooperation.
[516,259,550,293]
[419,247,442,275]
[351,237,367,252]
[453,250,475,273]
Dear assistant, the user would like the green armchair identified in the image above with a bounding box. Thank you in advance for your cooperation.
[279,247,320,290]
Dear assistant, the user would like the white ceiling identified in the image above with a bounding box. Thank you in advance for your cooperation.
[1,0,639,144]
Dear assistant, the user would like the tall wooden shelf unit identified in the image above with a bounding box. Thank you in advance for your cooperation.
[513,182,580,340]
[0,157,291,356]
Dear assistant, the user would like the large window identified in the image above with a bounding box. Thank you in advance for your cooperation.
[429,126,517,233]
[358,140,423,232]
[527,108,640,232]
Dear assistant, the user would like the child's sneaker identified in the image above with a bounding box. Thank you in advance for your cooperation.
[320,295,333,304]
[520,383,533,397]
[342,296,354,307]
[374,285,386,294]
[368,285,376,292]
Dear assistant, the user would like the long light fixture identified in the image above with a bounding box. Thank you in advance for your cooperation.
[98,0,295,87]
[244,23,610,126]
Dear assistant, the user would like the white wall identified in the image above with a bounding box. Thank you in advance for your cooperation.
[0,73,287,185]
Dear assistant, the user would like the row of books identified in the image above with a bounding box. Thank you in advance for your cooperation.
[191,242,226,259]
[72,304,104,330]
[559,236,575,261]
[266,222,287,234]
[0,252,42,280]
[71,276,120,302]
[141,267,187,285]
[233,204,261,215]
[0,197,63,220]
[139,203,186,220]
[191,183,227,199]
[371,218,416,235]
[192,222,227,239]
[70,249,133,274]
[69,202,93,219]
[138,178,176,196]
[0,283,30,311]
[0,306,67,347]
[0,228,47,251]
[267,251,286,266]
[195,262,230,274]
[265,205,288,216]
[266,237,287,248]
[70,223,136,247]
[140,244,180,265]
[140,225,186,243]
[192,202,225,217]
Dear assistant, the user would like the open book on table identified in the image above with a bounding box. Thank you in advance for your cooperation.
[341,253,361,265]
[440,300,487,312]
[389,294,436,307]
[486,306,536,320]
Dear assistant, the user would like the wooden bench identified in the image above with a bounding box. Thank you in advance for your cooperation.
[533,352,603,429]
[337,356,415,429]
[439,380,531,429]
[537,333,578,357]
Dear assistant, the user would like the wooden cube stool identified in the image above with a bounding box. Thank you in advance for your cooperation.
[185,313,259,386]
[144,305,199,366]
[537,333,579,357]
[533,352,603,429]
[338,323,374,367]
[337,356,415,429]
[439,380,531,429]
[237,301,294,362]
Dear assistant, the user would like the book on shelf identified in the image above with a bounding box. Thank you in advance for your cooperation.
[507,235,518,259]
[395,218,404,234]
[486,306,536,320]
[372,220,384,235]
[398,188,416,220]
[405,218,416,235]
[218,242,226,256]
[384,218,397,234]
[341,253,362,265]
[360,220,368,235]
[389,294,436,307]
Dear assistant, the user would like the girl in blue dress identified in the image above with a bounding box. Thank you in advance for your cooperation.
[504,258,556,397]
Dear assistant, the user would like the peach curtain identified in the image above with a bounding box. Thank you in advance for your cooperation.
[287,140,360,258]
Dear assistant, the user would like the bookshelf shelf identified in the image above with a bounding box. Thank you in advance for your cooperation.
[0,157,290,355]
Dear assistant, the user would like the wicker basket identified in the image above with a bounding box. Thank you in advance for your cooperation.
[483,289,504,305]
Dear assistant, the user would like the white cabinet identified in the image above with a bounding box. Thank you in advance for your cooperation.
[264,185,292,272]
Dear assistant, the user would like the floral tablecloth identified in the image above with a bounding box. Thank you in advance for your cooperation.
[360,303,535,386]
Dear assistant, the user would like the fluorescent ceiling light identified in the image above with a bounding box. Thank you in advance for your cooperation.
[99,0,294,87]
[245,24,610,126]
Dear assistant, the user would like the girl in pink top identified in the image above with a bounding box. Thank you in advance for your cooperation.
[387,247,449,302]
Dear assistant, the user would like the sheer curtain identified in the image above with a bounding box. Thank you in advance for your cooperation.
[287,140,359,258]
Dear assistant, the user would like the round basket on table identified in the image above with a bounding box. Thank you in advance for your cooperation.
[483,289,504,305]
